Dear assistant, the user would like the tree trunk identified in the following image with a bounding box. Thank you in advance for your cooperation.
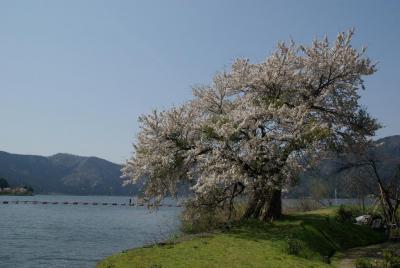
[243,189,282,221]
[262,189,282,221]
[242,198,258,219]
[243,192,266,219]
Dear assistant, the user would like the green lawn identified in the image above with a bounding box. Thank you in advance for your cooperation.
[97,208,385,268]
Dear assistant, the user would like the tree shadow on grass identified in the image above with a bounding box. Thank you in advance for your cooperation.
[224,213,385,259]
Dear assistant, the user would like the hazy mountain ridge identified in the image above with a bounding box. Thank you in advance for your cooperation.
[1,135,399,196]
[0,151,138,195]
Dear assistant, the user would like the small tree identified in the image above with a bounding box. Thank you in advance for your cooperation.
[0,177,9,188]
[123,30,379,221]
[340,142,400,226]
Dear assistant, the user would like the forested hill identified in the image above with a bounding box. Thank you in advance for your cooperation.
[0,151,138,195]
[1,135,399,196]
[374,135,400,163]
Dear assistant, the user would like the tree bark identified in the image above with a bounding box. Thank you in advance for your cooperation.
[262,189,282,221]
[242,198,258,219]
[243,192,266,219]
[243,189,282,221]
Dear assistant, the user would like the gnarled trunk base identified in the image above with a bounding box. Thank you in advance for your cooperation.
[263,189,282,221]
[243,189,282,221]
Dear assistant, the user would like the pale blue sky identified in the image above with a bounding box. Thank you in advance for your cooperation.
[0,0,399,163]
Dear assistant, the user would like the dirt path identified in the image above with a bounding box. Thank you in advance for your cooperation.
[335,242,400,267]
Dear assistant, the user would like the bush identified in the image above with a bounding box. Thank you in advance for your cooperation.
[335,205,354,222]
[383,248,400,268]
[335,205,362,222]
[180,202,243,233]
[335,205,384,225]
[355,249,400,268]
[356,258,374,268]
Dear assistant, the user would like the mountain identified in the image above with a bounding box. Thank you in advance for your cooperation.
[2,135,399,197]
[0,151,138,195]
[374,135,400,166]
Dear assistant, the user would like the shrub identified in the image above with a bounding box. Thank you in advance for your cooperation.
[355,249,400,268]
[335,205,356,222]
[180,200,249,233]
[383,248,400,268]
[356,258,374,268]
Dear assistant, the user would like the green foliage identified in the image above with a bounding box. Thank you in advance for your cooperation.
[97,208,385,268]
[335,205,369,223]
[354,249,400,268]
[180,205,224,233]
[0,177,9,188]
[389,228,400,240]
[335,205,355,222]
[334,205,381,224]
[382,248,400,268]
[356,258,374,268]
[180,201,247,233]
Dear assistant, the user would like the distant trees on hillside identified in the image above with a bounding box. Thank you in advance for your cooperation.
[0,177,9,188]
[0,177,34,194]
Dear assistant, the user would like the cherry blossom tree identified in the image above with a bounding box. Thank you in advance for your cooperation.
[123,30,380,221]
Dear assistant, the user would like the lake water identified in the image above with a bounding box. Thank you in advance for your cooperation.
[0,195,181,268]
[0,195,368,268]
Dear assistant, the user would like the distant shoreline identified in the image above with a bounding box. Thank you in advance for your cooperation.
[0,192,34,196]
[0,187,34,196]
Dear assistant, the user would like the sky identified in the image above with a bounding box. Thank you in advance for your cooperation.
[0,0,399,163]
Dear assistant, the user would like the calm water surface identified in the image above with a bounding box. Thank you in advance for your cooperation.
[0,195,181,268]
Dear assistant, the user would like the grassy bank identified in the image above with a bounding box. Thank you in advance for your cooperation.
[97,208,385,268]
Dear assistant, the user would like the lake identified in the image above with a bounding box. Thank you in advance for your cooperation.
[0,195,181,268]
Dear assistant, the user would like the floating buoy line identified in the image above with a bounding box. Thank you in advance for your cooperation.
[0,200,182,207]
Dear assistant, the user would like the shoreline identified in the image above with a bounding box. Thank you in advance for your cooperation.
[96,207,386,268]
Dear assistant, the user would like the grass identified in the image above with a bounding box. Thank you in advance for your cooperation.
[96,208,385,268]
